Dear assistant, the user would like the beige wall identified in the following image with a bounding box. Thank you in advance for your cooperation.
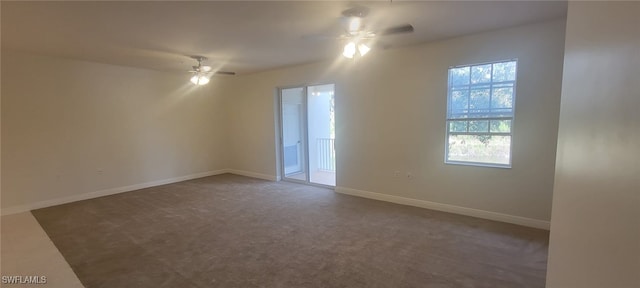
[2,20,567,226]
[226,19,566,223]
[546,2,640,288]
[1,50,229,211]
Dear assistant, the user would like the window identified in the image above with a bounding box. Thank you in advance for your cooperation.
[445,60,517,167]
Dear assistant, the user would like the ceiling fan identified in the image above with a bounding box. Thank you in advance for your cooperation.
[188,56,235,85]
[332,6,414,58]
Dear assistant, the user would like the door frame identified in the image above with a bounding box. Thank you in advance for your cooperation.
[277,83,336,188]
[278,85,310,185]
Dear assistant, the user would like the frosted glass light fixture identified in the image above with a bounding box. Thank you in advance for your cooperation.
[342,42,356,58]
[358,43,370,56]
[190,74,210,85]
[342,41,370,59]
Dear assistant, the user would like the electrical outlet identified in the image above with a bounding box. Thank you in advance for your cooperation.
[407,172,414,180]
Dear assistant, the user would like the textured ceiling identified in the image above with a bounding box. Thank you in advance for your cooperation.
[1,1,567,75]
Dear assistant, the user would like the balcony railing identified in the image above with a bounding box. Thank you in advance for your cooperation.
[317,138,336,172]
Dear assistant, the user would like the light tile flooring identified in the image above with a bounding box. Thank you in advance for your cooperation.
[286,170,336,186]
[1,212,84,288]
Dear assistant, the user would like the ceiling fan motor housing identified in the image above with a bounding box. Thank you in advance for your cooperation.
[341,6,370,18]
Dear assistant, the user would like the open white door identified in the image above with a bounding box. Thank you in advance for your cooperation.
[281,87,307,180]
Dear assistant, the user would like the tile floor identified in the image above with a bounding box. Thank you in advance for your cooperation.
[286,170,336,186]
[1,212,83,288]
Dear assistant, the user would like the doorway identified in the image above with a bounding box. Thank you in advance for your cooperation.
[279,84,336,186]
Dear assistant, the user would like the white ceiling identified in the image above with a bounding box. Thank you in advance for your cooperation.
[2,1,567,75]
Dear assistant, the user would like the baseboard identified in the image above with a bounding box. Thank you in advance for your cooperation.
[0,169,229,216]
[225,169,278,181]
[2,172,546,230]
[334,187,550,230]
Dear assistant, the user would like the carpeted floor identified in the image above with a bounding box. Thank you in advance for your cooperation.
[32,174,549,288]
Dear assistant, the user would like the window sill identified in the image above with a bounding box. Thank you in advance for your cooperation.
[445,160,512,169]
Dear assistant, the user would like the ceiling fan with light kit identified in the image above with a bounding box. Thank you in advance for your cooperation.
[330,6,414,59]
[188,56,235,86]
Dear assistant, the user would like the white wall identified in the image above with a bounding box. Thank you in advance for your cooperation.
[226,19,566,224]
[1,50,229,212]
[546,2,640,288]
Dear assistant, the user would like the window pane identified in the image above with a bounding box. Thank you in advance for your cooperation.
[450,89,469,115]
[468,120,489,132]
[491,87,513,109]
[449,121,467,132]
[470,88,490,113]
[490,120,512,133]
[471,64,492,84]
[450,67,470,86]
[447,135,511,165]
[492,61,517,82]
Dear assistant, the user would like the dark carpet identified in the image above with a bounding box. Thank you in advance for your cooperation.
[32,174,549,288]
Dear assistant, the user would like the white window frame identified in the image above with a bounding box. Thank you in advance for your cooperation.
[445,59,518,168]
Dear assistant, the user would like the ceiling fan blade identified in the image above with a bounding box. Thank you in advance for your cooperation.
[302,33,343,41]
[215,71,236,76]
[378,24,414,36]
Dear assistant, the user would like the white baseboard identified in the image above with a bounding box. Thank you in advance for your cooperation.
[2,171,546,230]
[225,169,278,181]
[0,169,229,216]
[335,186,550,230]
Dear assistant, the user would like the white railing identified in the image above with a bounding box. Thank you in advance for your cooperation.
[317,138,336,172]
